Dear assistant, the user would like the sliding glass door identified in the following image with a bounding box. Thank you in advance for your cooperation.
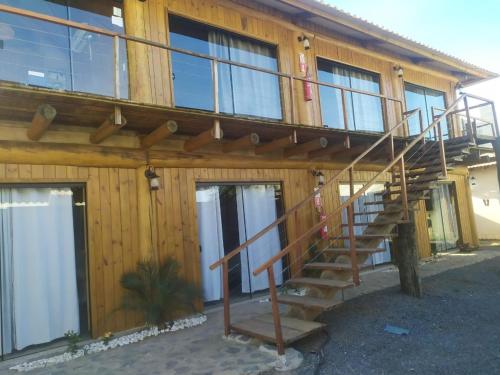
[169,15,282,120]
[425,184,460,253]
[0,185,88,358]
[404,83,448,139]
[317,58,384,132]
[196,183,286,303]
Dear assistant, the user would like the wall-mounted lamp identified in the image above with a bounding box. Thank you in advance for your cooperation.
[311,170,325,185]
[455,82,464,91]
[298,34,310,50]
[394,65,404,78]
[145,165,160,191]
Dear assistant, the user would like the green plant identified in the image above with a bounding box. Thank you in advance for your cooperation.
[120,257,201,327]
[64,330,81,354]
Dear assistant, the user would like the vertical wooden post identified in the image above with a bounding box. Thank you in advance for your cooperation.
[348,167,359,285]
[394,210,422,297]
[381,97,389,133]
[341,89,349,131]
[399,157,409,221]
[212,59,220,130]
[222,260,230,337]
[267,266,285,355]
[418,109,426,145]
[114,35,120,99]
[437,120,448,179]
[293,209,302,275]
[289,76,296,125]
[463,96,474,142]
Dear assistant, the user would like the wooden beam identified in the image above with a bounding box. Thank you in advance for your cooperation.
[184,121,223,152]
[27,104,57,141]
[308,143,345,159]
[140,120,178,149]
[90,107,127,144]
[284,137,328,158]
[222,132,260,153]
[254,132,297,155]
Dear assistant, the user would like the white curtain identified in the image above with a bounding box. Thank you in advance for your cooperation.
[208,31,281,119]
[237,185,282,293]
[196,187,225,302]
[349,71,384,132]
[1,188,80,353]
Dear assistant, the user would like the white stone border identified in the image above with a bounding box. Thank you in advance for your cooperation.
[10,314,207,372]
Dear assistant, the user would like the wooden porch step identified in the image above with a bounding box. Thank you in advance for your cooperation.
[230,313,325,345]
[324,247,386,255]
[286,277,354,289]
[304,262,370,272]
[277,294,342,310]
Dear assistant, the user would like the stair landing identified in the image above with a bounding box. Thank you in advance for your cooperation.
[230,313,325,345]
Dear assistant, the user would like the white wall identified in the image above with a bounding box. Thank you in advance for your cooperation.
[469,164,500,239]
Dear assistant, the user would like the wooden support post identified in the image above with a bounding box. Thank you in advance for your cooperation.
[140,120,178,149]
[267,266,285,355]
[222,260,230,337]
[222,133,260,153]
[394,210,422,297]
[90,107,127,144]
[255,132,297,155]
[27,104,57,141]
[184,121,223,152]
[308,143,345,159]
[284,137,328,158]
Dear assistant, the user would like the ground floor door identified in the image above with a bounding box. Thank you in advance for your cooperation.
[426,183,461,252]
[196,183,286,304]
[0,185,88,359]
[339,183,392,265]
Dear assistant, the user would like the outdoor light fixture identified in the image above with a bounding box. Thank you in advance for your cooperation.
[298,34,310,50]
[394,65,404,78]
[145,165,160,191]
[311,170,325,185]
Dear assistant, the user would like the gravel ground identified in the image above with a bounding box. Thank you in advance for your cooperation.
[291,256,500,375]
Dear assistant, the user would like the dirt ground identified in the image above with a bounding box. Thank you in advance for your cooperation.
[291,255,500,375]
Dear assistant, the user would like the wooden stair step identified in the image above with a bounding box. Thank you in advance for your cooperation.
[387,175,445,186]
[277,294,342,310]
[383,184,438,195]
[286,277,354,289]
[353,209,402,216]
[394,166,453,178]
[341,221,399,227]
[324,247,386,255]
[304,262,370,272]
[363,196,427,205]
[336,234,395,240]
[230,313,325,345]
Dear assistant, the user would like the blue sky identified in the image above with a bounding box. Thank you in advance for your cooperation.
[326,0,500,108]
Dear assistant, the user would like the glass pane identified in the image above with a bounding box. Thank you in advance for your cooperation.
[425,88,448,140]
[0,1,71,90]
[404,83,427,136]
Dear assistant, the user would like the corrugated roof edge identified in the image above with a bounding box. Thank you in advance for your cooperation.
[289,0,499,83]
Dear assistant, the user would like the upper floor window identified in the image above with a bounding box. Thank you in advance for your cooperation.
[404,83,448,139]
[317,58,384,132]
[169,15,282,120]
[0,0,128,98]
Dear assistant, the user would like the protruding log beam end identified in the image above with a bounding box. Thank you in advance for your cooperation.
[222,132,260,153]
[184,122,224,152]
[27,104,57,141]
[89,112,127,144]
[141,120,178,149]
[255,131,297,155]
[284,136,328,158]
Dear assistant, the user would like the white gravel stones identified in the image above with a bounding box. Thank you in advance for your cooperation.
[9,314,207,372]
[259,344,303,372]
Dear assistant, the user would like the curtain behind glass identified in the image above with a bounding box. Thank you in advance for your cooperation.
[0,188,80,354]
[196,186,224,302]
[318,59,383,131]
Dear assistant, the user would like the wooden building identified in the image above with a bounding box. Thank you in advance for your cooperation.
[0,0,498,356]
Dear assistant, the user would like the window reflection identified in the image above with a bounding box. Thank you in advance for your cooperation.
[0,0,128,98]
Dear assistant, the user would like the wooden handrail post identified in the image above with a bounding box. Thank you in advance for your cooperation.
[381,97,389,133]
[222,260,230,337]
[418,109,425,145]
[267,266,285,355]
[289,76,296,125]
[293,210,302,275]
[348,167,359,285]
[399,156,409,221]
[437,120,448,179]
[341,89,349,131]
[463,96,474,142]
[113,35,120,99]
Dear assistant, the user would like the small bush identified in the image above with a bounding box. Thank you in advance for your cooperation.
[64,330,81,354]
[120,257,201,327]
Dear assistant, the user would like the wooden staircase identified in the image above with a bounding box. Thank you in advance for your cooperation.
[210,94,498,354]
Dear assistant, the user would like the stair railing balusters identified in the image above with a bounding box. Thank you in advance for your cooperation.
[267,266,285,355]
[399,156,409,222]
[222,259,231,336]
[347,167,360,285]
